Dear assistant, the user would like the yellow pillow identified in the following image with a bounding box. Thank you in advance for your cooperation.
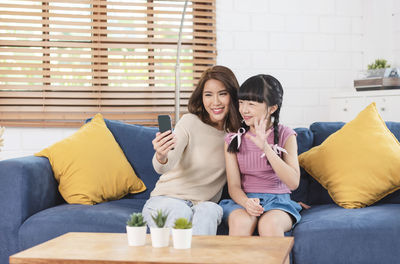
[299,103,400,209]
[35,113,146,205]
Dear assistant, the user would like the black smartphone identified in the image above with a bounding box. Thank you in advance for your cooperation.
[158,115,172,133]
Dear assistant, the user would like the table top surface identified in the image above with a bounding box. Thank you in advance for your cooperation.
[10,232,294,264]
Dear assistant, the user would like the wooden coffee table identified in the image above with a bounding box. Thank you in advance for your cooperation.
[10,232,294,264]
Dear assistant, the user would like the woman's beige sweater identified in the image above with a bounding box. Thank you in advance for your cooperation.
[151,113,226,204]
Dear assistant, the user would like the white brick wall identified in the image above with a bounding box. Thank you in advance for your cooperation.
[0,0,397,161]
[363,0,395,65]
[216,0,374,130]
[394,1,400,66]
[0,127,77,161]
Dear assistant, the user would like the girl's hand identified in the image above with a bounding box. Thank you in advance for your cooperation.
[245,118,272,151]
[152,130,176,164]
[245,198,264,217]
[298,202,311,210]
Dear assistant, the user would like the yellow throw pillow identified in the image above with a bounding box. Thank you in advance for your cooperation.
[299,103,400,209]
[35,113,146,205]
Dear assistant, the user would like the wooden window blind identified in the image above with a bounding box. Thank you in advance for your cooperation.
[0,0,216,127]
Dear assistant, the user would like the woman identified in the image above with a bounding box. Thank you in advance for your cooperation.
[142,65,241,235]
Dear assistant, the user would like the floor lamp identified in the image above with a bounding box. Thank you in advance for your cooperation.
[174,0,189,125]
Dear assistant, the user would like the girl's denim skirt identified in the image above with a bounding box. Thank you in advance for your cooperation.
[219,192,302,227]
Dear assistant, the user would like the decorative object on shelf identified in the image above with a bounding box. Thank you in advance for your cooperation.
[354,59,399,91]
[150,210,170,248]
[0,127,4,151]
[387,68,400,78]
[126,212,147,246]
[172,217,192,249]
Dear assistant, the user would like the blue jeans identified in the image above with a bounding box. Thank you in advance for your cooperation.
[142,196,223,235]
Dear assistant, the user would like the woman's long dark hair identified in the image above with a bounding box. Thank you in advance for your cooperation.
[188,65,241,132]
[227,74,283,153]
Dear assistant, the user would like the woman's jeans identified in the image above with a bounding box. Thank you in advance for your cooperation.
[142,196,223,235]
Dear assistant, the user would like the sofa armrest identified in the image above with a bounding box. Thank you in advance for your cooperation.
[0,156,63,262]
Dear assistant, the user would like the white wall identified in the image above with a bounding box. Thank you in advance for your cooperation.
[363,0,395,66]
[0,0,397,160]
[394,0,400,66]
[216,0,395,129]
[0,127,77,160]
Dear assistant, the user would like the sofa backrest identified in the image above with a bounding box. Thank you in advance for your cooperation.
[101,117,400,205]
[290,128,313,203]
[102,119,160,199]
[301,121,400,205]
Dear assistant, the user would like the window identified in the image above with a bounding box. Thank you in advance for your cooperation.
[0,0,216,126]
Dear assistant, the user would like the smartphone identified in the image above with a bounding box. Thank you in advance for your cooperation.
[158,115,174,150]
[158,115,173,133]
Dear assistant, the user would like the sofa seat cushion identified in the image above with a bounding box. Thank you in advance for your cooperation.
[18,199,147,251]
[292,204,400,264]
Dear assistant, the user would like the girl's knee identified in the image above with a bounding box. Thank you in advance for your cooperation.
[258,212,292,236]
[228,212,256,236]
[229,212,254,229]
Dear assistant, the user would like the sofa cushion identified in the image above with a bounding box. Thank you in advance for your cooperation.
[35,113,146,205]
[18,198,147,251]
[292,204,400,264]
[308,122,344,205]
[300,104,400,208]
[309,121,400,205]
[100,119,160,200]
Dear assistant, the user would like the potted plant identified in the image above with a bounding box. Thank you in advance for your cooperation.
[172,217,192,249]
[367,59,391,78]
[126,212,147,246]
[150,210,170,248]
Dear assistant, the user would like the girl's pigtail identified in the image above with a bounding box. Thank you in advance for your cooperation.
[227,121,249,153]
[272,109,280,145]
[227,135,239,153]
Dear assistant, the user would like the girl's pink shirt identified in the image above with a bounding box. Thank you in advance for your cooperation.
[226,124,297,194]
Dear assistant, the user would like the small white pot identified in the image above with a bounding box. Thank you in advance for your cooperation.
[172,228,192,249]
[126,225,147,246]
[150,227,170,248]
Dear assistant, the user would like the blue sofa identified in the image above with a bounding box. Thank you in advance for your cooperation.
[1,119,400,264]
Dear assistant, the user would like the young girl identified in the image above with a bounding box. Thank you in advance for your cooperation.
[220,74,302,240]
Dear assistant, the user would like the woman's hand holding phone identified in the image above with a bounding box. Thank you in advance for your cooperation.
[152,130,176,164]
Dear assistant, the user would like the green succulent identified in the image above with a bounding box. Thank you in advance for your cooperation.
[151,210,169,228]
[126,212,146,227]
[368,59,390,70]
[173,217,192,229]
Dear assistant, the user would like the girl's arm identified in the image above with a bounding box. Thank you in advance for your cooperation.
[246,119,300,190]
[264,134,300,190]
[225,142,263,216]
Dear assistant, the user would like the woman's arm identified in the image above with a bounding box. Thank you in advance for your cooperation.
[152,130,176,164]
[225,142,263,216]
[152,118,189,174]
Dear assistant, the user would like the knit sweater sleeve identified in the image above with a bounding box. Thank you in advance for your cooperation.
[152,115,190,174]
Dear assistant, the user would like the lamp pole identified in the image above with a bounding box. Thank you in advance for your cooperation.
[174,0,189,125]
